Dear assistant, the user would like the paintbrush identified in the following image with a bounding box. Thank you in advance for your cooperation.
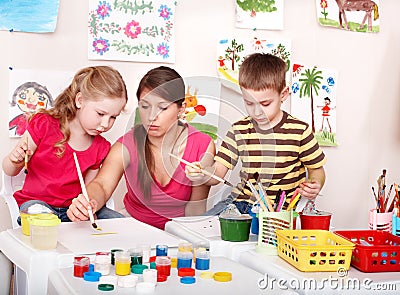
[24,137,29,174]
[169,153,234,187]
[72,152,101,231]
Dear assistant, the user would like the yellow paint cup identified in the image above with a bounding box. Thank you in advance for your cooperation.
[20,211,53,236]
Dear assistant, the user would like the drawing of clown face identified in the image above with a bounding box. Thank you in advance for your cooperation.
[12,81,53,113]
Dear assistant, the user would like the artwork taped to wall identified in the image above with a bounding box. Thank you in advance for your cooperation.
[0,0,59,33]
[88,0,176,63]
[183,77,221,142]
[8,68,73,138]
[236,0,284,30]
[290,64,338,147]
[216,36,291,91]
[316,0,380,33]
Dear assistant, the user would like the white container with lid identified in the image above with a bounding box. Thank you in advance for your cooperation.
[28,213,61,250]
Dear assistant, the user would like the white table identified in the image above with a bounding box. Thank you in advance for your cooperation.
[47,256,298,295]
[239,250,400,294]
[0,218,181,295]
[164,215,257,261]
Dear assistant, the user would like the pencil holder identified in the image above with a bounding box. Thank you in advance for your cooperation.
[256,209,293,255]
[368,209,392,232]
[392,214,400,237]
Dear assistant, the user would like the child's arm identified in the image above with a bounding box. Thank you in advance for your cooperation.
[298,167,326,200]
[67,142,125,221]
[2,132,36,176]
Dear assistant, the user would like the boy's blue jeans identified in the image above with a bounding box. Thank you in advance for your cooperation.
[17,200,125,225]
[203,195,253,216]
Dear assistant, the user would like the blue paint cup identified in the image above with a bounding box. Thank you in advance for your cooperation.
[249,211,259,235]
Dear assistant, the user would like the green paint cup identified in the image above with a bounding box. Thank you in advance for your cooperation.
[219,215,252,242]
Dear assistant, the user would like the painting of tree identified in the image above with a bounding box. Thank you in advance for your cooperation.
[224,39,244,71]
[298,67,323,133]
[237,0,277,17]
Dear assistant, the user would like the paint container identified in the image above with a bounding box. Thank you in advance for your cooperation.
[110,249,123,265]
[195,249,210,270]
[193,240,210,263]
[155,256,171,276]
[156,244,168,256]
[20,204,53,236]
[143,269,157,284]
[73,256,90,277]
[178,240,193,252]
[128,248,143,266]
[95,252,110,275]
[300,211,332,230]
[115,251,131,276]
[177,251,193,269]
[219,215,252,242]
[28,213,61,250]
[138,244,151,263]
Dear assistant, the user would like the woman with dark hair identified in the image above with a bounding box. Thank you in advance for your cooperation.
[67,66,215,229]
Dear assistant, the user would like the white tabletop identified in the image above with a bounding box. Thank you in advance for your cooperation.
[239,250,400,294]
[0,218,181,295]
[47,256,298,295]
[164,215,257,261]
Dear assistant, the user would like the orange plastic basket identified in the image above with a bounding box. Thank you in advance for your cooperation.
[334,230,400,272]
[276,230,355,272]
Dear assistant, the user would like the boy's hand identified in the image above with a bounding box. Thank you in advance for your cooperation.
[67,194,98,222]
[298,180,321,200]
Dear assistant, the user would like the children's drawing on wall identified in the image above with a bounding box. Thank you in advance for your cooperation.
[216,37,291,91]
[88,0,176,63]
[291,64,338,147]
[316,0,380,33]
[236,0,284,30]
[0,0,59,33]
[182,77,221,141]
[8,69,73,137]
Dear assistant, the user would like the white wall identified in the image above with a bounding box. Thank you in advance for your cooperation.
[1,0,400,230]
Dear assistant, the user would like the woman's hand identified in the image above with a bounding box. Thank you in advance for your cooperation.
[184,161,205,181]
[67,194,98,222]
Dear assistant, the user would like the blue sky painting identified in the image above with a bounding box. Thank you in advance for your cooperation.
[0,0,59,33]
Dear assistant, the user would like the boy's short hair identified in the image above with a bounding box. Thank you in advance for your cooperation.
[238,53,286,93]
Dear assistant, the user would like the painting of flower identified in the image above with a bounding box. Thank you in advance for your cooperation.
[158,5,172,20]
[157,42,169,59]
[97,1,112,19]
[92,37,110,55]
[124,20,141,39]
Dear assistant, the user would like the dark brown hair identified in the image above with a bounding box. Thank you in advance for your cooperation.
[134,66,185,199]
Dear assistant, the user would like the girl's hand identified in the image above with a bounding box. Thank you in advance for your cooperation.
[298,180,321,200]
[9,139,31,166]
[67,194,98,222]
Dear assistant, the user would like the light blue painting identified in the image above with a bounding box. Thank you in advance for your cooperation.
[0,0,59,33]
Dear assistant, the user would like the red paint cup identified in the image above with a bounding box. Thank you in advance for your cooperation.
[155,256,171,276]
[300,212,332,230]
[73,256,90,277]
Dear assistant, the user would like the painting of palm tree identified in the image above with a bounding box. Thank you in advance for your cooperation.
[298,67,323,133]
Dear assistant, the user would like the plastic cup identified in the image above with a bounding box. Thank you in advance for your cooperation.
[300,211,332,230]
[155,256,171,276]
[219,215,252,242]
[28,213,61,249]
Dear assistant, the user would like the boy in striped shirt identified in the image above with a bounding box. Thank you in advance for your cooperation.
[186,53,326,214]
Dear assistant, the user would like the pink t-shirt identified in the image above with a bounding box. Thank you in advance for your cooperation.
[14,113,110,207]
[118,125,212,229]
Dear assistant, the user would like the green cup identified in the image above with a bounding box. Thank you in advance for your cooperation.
[219,216,252,242]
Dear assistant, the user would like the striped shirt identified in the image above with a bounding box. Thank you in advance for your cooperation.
[215,111,326,209]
